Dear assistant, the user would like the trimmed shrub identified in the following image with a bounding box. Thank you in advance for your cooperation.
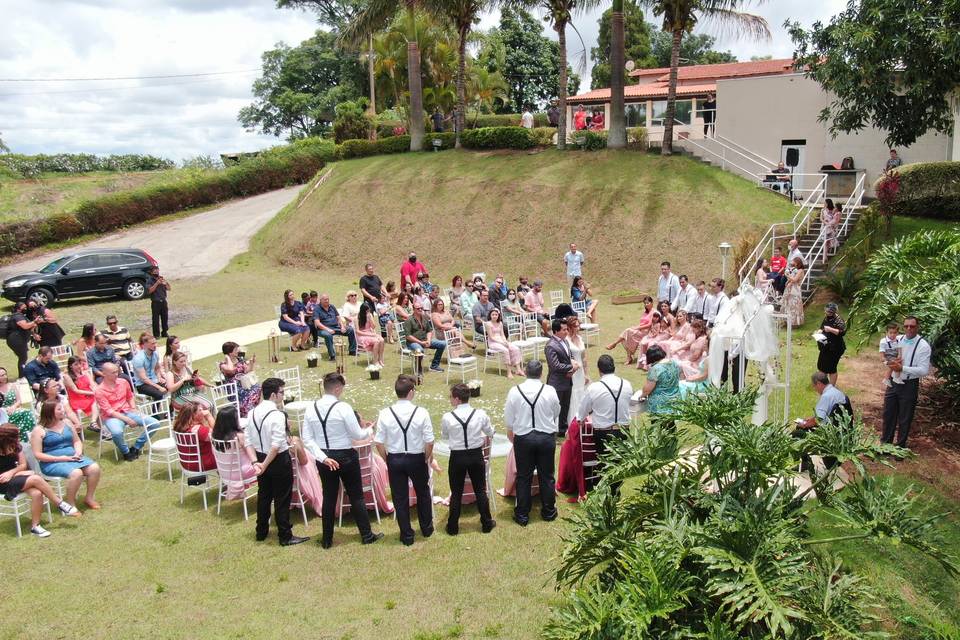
[0,153,174,177]
[876,161,960,220]
[333,99,374,144]
[464,113,549,129]
[461,127,534,150]
[627,127,648,148]
[529,127,557,147]
[571,130,608,151]
[336,135,413,160]
[424,132,456,150]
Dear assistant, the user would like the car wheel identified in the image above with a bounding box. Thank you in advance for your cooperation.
[123,278,146,300]
[27,287,54,307]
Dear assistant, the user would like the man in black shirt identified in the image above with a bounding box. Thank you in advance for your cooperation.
[431,108,444,133]
[701,94,716,137]
[359,263,383,314]
[145,266,170,338]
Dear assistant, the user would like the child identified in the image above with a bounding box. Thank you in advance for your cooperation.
[376,293,395,343]
[879,322,901,387]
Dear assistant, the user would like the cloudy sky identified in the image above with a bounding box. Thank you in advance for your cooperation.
[0,0,846,160]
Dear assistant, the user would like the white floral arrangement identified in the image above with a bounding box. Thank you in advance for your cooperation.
[466,379,483,390]
[366,363,384,372]
[306,351,319,361]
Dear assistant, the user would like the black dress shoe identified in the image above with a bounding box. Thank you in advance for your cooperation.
[445,524,459,536]
[541,509,559,522]
[279,535,310,546]
[421,526,434,538]
[512,515,529,527]
[318,539,332,549]
[123,450,138,462]
[127,447,141,460]
[481,520,497,533]
[255,534,268,542]
[401,537,415,546]
[362,533,384,545]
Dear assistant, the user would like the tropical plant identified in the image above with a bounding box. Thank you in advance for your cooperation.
[467,66,509,121]
[817,266,861,306]
[607,0,628,148]
[332,98,374,142]
[640,0,769,155]
[590,0,655,88]
[852,229,960,393]
[544,388,958,637]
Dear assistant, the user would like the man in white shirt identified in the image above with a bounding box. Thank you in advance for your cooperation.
[302,373,384,548]
[882,315,932,449]
[520,106,534,129]
[563,243,585,288]
[705,277,728,328]
[577,355,633,491]
[671,274,697,313]
[657,261,682,305]
[440,383,496,535]
[504,360,561,526]
[375,374,435,545]
[787,238,803,267]
[688,281,709,320]
[245,377,309,546]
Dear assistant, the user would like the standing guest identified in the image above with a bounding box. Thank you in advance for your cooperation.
[162,335,191,375]
[0,423,79,537]
[0,367,36,443]
[166,351,212,412]
[6,302,37,378]
[563,243,585,288]
[304,291,320,347]
[63,356,98,426]
[545,318,578,436]
[355,305,386,367]
[570,276,599,323]
[86,334,119,383]
[770,247,788,294]
[547,101,560,127]
[23,346,61,394]
[30,400,101,510]
[641,345,681,417]
[687,281,709,319]
[219,342,260,418]
[431,107,445,133]
[701,93,716,136]
[657,261,682,305]
[881,316,931,450]
[471,288,496,336]
[385,281,398,305]
[821,199,839,254]
[589,109,605,130]
[671,275,696,314]
[278,289,311,352]
[172,402,216,471]
[504,360,560,526]
[131,333,167,401]
[146,265,171,338]
[520,105,534,129]
[782,258,806,328]
[786,238,803,269]
[102,315,135,360]
[359,263,384,314]
[302,373,384,548]
[94,362,160,461]
[441,383,496,535]
[817,303,847,385]
[754,258,771,293]
[27,301,65,347]
[484,309,524,377]
[375,374,435,546]
[400,252,427,289]
[577,355,633,489]
[524,280,552,335]
[244,377,309,546]
[705,278,729,328]
[884,149,903,172]
[313,294,357,360]
[404,304,446,373]
[606,296,656,364]
[573,105,587,131]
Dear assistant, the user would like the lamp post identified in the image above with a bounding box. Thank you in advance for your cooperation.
[718,242,732,281]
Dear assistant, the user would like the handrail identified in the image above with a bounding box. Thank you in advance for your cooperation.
[688,136,773,177]
[680,137,763,181]
[714,132,779,167]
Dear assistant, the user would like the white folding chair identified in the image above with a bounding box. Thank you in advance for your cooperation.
[275,366,302,402]
[0,493,53,538]
[275,305,297,351]
[444,329,478,384]
[549,290,564,313]
[211,382,240,413]
[97,403,155,462]
[338,443,382,526]
[395,322,415,373]
[174,431,215,510]
[507,319,537,364]
[579,422,600,487]
[50,345,72,371]
[290,455,310,526]
[572,300,600,346]
[522,313,550,358]
[212,438,258,520]
[141,398,177,481]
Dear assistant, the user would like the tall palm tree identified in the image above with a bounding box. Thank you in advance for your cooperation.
[426,0,496,148]
[468,66,509,124]
[341,1,431,151]
[641,0,769,155]
[607,0,626,148]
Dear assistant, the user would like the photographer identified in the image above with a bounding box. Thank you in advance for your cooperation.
[146,265,171,338]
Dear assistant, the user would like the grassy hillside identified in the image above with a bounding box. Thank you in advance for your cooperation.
[260,149,796,290]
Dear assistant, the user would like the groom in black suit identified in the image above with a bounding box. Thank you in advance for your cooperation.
[545,318,578,437]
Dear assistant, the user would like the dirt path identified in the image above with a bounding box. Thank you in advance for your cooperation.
[0,186,302,280]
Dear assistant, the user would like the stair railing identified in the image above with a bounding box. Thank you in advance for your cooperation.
[836,172,866,240]
[679,137,765,181]
[713,132,779,168]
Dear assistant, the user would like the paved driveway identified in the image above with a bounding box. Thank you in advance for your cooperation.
[0,185,302,280]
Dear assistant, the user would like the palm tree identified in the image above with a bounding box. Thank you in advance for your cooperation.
[641,0,769,155]
[468,66,509,124]
[607,0,627,148]
[426,0,496,148]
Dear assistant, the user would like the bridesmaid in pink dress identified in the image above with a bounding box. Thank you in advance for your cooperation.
[662,310,695,358]
[636,314,668,369]
[606,296,656,365]
[355,306,385,366]
[484,309,525,377]
[211,406,258,499]
[498,445,539,498]
[677,320,709,379]
[289,435,324,516]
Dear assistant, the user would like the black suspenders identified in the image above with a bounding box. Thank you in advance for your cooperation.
[251,408,279,452]
[313,400,341,449]
[389,406,419,452]
[450,409,477,448]
[904,338,927,380]
[517,384,545,432]
[599,379,624,424]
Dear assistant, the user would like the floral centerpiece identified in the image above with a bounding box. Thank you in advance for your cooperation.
[306,351,319,368]
[467,379,483,398]
[366,363,383,380]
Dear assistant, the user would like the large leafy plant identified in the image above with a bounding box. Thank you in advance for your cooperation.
[544,387,957,638]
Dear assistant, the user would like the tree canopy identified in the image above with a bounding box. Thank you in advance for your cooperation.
[649,31,736,68]
[789,0,960,147]
[274,0,363,30]
[590,0,655,89]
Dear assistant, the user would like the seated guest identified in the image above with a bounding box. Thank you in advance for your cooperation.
[342,290,363,326]
[677,319,709,378]
[640,345,681,417]
[0,423,79,538]
[679,344,712,398]
[770,246,788,294]
[386,281,398,305]
[502,289,524,319]
[102,315,135,360]
[356,304,386,367]
[162,335,191,376]
[570,276,599,323]
[24,346,61,394]
[417,272,436,295]
[485,309,525,378]
[449,275,466,317]
[657,301,676,333]
[166,351,213,413]
[94,362,160,461]
[472,288,496,336]
[523,280,552,334]
[30,400,101,510]
[405,304,446,373]
[394,292,414,324]
[432,299,474,350]
[376,293,396,343]
[211,405,259,496]
[662,309,695,357]
[313,293,357,360]
[73,323,97,378]
[173,401,216,472]
[63,356,98,426]
[424,287,441,314]
[219,342,260,417]
[131,333,167,401]
[0,366,36,442]
[35,379,82,435]
[86,333,119,383]
[606,296,656,365]
[459,285,479,325]
[516,276,532,296]
[636,312,666,369]
[412,285,429,313]
[770,161,792,194]
[279,289,311,351]
[488,274,508,309]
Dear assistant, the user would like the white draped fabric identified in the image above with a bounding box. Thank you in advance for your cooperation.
[708,285,779,387]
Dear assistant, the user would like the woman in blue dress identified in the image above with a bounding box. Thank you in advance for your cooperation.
[641,345,681,418]
[278,289,311,351]
[30,399,101,510]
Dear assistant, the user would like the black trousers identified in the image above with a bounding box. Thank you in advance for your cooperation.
[514,431,556,521]
[720,352,744,394]
[6,335,29,379]
[151,299,169,338]
[386,453,433,542]
[136,384,167,403]
[593,428,625,493]
[318,448,373,545]
[555,387,572,436]
[255,452,293,542]
[882,379,919,448]
[447,448,493,530]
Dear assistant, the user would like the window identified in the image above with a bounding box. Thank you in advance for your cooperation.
[65,255,102,270]
[651,99,692,126]
[625,103,647,127]
[104,253,146,268]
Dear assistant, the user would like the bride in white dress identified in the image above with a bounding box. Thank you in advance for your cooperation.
[566,316,589,418]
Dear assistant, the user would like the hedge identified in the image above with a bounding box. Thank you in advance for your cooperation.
[878,161,960,220]
[461,127,535,150]
[0,153,175,178]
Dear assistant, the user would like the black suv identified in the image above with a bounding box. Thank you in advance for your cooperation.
[1,248,158,307]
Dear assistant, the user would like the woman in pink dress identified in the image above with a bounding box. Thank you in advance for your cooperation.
[658,301,677,335]
[210,405,258,499]
[499,446,539,498]
[636,313,667,369]
[606,296,656,365]
[288,432,324,516]
[484,308,524,377]
[662,310,695,358]
[355,305,385,366]
[677,320,709,379]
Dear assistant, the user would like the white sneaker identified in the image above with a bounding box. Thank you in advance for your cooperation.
[30,525,51,538]
[58,501,80,517]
